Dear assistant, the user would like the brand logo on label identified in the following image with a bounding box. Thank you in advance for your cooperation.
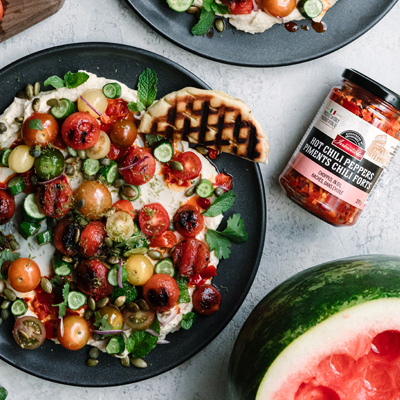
[332,131,366,161]
[367,134,390,166]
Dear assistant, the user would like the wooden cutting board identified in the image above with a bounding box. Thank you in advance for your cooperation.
[0,0,65,43]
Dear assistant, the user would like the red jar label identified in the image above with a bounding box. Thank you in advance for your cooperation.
[289,98,399,209]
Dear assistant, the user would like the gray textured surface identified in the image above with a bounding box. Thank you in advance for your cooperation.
[1,0,400,398]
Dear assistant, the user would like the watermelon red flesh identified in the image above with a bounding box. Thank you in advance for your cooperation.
[228,255,400,400]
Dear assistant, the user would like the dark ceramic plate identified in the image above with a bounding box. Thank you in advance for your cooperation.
[0,43,266,386]
[126,0,398,67]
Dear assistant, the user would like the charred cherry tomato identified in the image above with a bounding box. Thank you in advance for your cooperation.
[192,284,221,315]
[139,202,170,238]
[79,221,106,257]
[215,172,233,191]
[54,219,80,256]
[143,273,179,312]
[173,204,204,238]
[119,147,156,186]
[173,238,210,276]
[61,112,101,150]
[13,316,46,349]
[0,189,15,225]
[259,0,296,17]
[58,315,90,351]
[100,99,135,131]
[172,152,201,181]
[110,120,138,148]
[112,199,135,218]
[149,231,177,248]
[36,176,73,217]
[108,143,124,161]
[75,259,113,297]
[98,306,124,330]
[196,197,211,210]
[8,258,41,293]
[74,181,112,220]
[222,0,254,14]
[22,112,59,148]
[123,308,155,331]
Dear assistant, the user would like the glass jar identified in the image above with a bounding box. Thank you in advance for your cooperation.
[280,69,400,227]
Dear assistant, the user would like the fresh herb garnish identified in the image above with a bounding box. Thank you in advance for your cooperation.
[0,249,19,279]
[44,71,89,89]
[93,311,114,332]
[53,281,70,317]
[176,277,190,303]
[110,281,138,303]
[205,229,231,259]
[127,68,158,112]
[144,134,164,147]
[181,312,196,330]
[28,119,43,131]
[191,0,230,36]
[50,274,64,288]
[219,213,248,243]
[202,190,235,217]
[126,317,160,358]
[0,386,8,400]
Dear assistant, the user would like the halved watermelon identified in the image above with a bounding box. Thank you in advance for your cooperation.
[228,255,400,400]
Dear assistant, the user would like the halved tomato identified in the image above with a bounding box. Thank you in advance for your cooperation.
[221,0,254,14]
[172,152,202,181]
[113,199,135,218]
[215,172,233,191]
[119,147,156,186]
[100,99,135,132]
[149,231,177,248]
[139,202,170,238]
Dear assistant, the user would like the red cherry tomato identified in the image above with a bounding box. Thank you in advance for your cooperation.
[79,221,106,257]
[113,199,135,218]
[13,316,46,349]
[208,148,219,159]
[8,258,41,293]
[108,143,124,161]
[173,238,210,276]
[75,259,113,297]
[173,204,204,238]
[0,189,15,225]
[192,284,221,315]
[100,99,135,132]
[61,112,101,150]
[22,112,59,148]
[149,231,177,248]
[119,147,156,186]
[143,274,179,312]
[172,152,202,181]
[139,203,170,237]
[221,0,254,14]
[54,219,80,256]
[58,316,90,351]
[36,176,73,217]
[196,197,211,210]
[215,172,233,191]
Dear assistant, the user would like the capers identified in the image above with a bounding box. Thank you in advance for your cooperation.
[104,237,113,248]
[65,164,75,176]
[25,84,34,100]
[1,299,11,309]
[76,199,86,209]
[121,356,130,367]
[4,288,16,302]
[85,359,99,367]
[214,187,225,197]
[40,277,53,294]
[185,185,196,197]
[77,150,86,160]
[170,160,184,172]
[65,157,76,164]
[187,5,198,14]
[195,145,209,155]
[0,309,10,320]
[101,157,111,166]
[127,302,140,313]
[16,90,27,99]
[9,239,20,251]
[130,358,147,368]
[84,309,93,320]
[136,299,150,311]
[29,146,41,158]
[96,297,109,309]
[1,260,12,276]
[30,175,39,186]
[114,296,126,307]
[33,82,41,96]
[88,297,96,311]
[62,256,73,263]
[215,18,225,32]
[47,98,60,107]
[123,185,138,199]
[89,347,100,359]
[14,116,24,124]
[114,178,125,188]
[0,122,7,133]
[32,98,41,112]
[147,250,162,260]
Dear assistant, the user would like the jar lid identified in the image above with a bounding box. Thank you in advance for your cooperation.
[342,69,400,111]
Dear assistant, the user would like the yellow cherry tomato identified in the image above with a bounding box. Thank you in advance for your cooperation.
[125,254,153,286]
[86,131,110,160]
[77,89,108,118]
[8,145,34,173]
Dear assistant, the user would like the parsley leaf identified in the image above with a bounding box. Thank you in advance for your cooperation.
[205,229,231,259]
[50,274,64,288]
[176,277,190,303]
[53,281,70,317]
[93,311,114,332]
[202,191,235,217]
[144,134,164,147]
[43,75,65,89]
[0,249,19,279]
[126,317,160,358]
[127,68,158,112]
[28,119,44,131]
[64,71,90,89]
[181,312,196,330]
[219,214,248,243]
[191,8,216,36]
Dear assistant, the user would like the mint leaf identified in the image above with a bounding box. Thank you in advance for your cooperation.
[176,277,190,303]
[202,191,235,217]
[28,119,43,131]
[203,0,214,11]
[144,134,164,147]
[0,249,19,279]
[127,317,160,358]
[181,312,196,330]
[64,71,89,89]
[219,214,248,243]
[211,2,230,14]
[44,75,65,89]
[205,229,231,259]
[53,281,70,317]
[191,9,215,36]
[137,68,158,108]
[50,274,64,288]
[127,100,146,113]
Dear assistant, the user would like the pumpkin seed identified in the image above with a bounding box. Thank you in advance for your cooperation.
[147,250,162,260]
[4,288,16,302]
[170,161,184,172]
[88,297,96,311]
[25,84,34,100]
[16,91,27,99]
[96,297,109,309]
[123,185,138,198]
[41,277,53,294]
[89,347,100,359]
[62,256,73,263]
[127,302,140,313]
[104,237,113,248]
[32,98,41,112]
[101,157,111,166]
[65,157,76,164]
[1,260,12,276]
[215,18,225,32]
[9,239,20,251]
[136,299,149,311]
[75,228,81,244]
[214,187,225,197]
[114,296,126,308]
[0,122,7,133]
[65,164,75,176]
[85,358,99,367]
[121,356,130,367]
[78,150,86,160]
[84,309,93,320]
[130,358,147,368]
[108,256,120,265]
[187,5,198,14]
[185,185,196,197]
[33,82,41,96]
[113,179,125,188]
[195,145,208,155]
[14,116,24,124]
[0,309,10,320]
[1,299,11,309]
[47,98,60,107]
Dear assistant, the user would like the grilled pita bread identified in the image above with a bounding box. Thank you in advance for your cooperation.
[138,87,269,164]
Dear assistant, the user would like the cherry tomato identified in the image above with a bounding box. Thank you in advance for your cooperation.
[139,203,170,238]
[119,147,156,186]
[36,175,73,218]
[172,152,201,181]
[192,284,221,315]
[123,308,155,331]
[54,219,80,256]
[13,316,46,349]
[259,0,295,17]
[173,205,204,238]
[215,172,233,191]
[173,238,210,276]
[110,120,137,148]
[208,148,219,159]
[61,112,101,150]
[143,273,179,312]
[98,306,124,330]
[108,143,124,161]
[75,259,113,297]
[112,199,135,218]
[58,315,90,351]
[79,221,106,257]
[196,197,211,210]
[0,189,15,225]
[149,231,177,248]
[8,258,41,293]
[125,254,154,286]
[74,181,112,220]
[22,112,59,147]
[100,99,135,130]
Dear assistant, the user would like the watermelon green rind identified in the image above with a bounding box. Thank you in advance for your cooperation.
[228,255,400,399]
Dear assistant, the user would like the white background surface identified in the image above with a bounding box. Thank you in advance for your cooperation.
[1,0,400,398]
